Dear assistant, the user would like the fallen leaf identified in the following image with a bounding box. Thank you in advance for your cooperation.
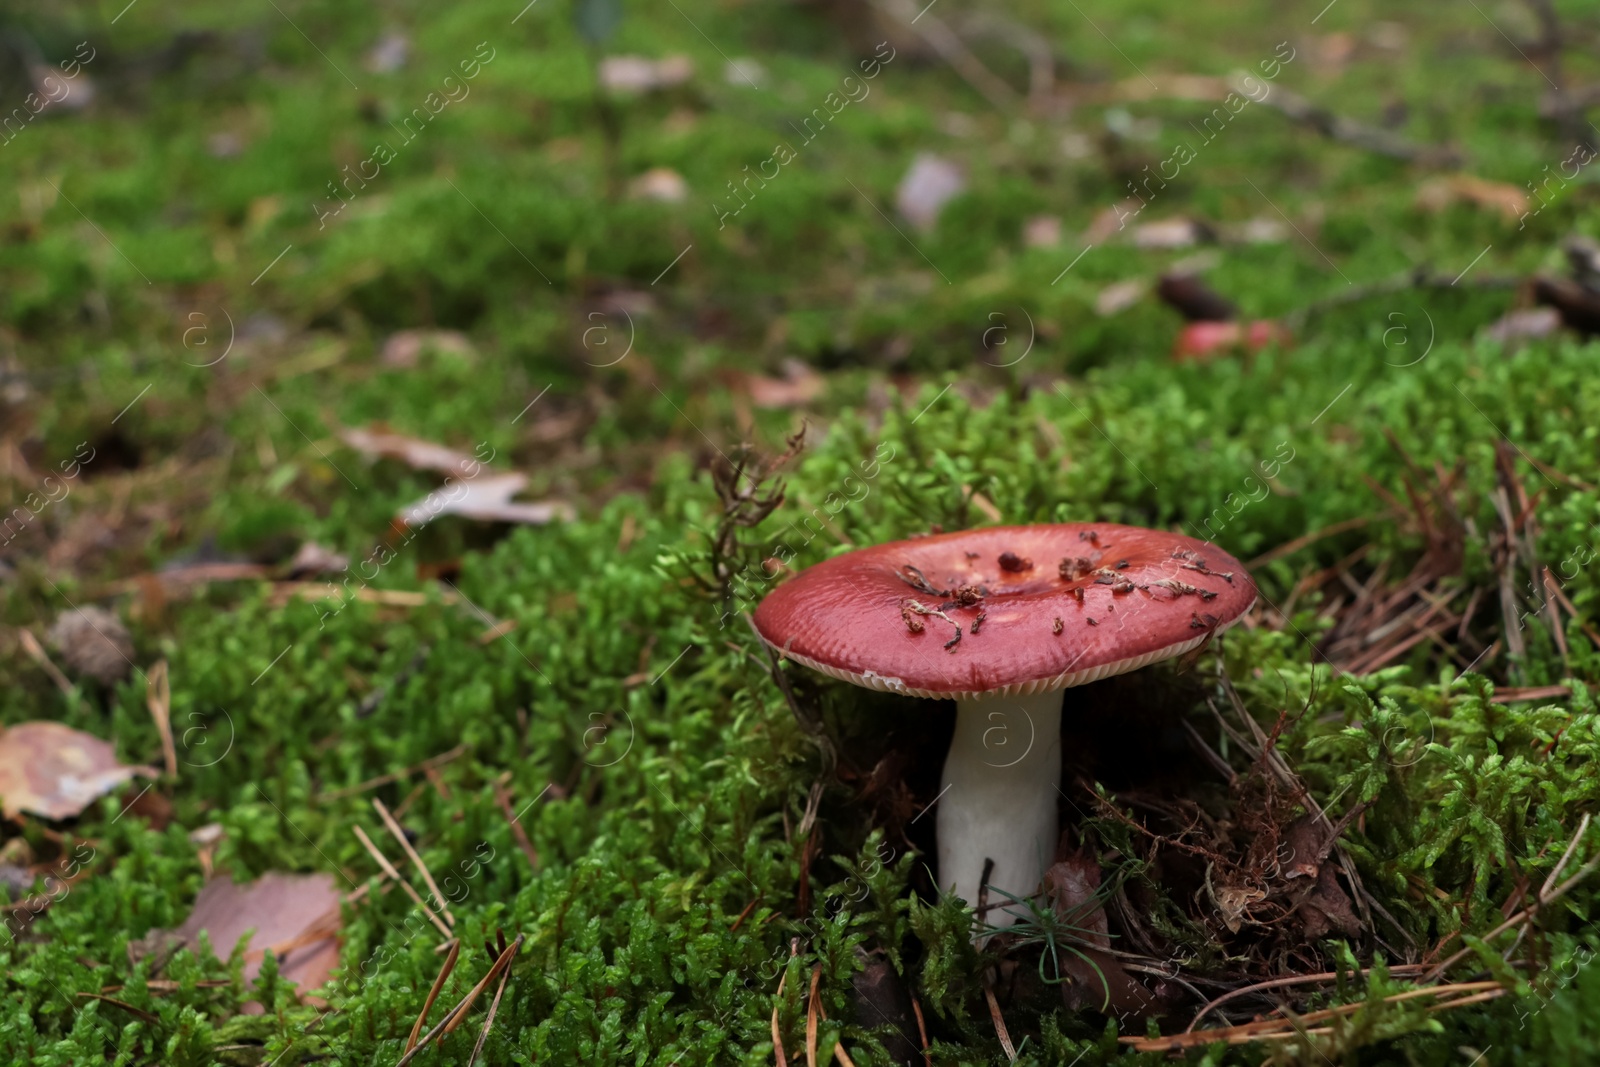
[629,167,688,203]
[379,329,474,368]
[1131,218,1213,250]
[1368,20,1408,50]
[207,131,246,158]
[1312,31,1356,74]
[0,722,154,820]
[1298,864,1361,940]
[1415,175,1528,224]
[724,57,765,88]
[1042,851,1110,947]
[1022,215,1062,249]
[599,54,693,93]
[48,606,135,685]
[342,427,484,476]
[896,153,965,232]
[1482,306,1563,344]
[1081,199,1145,245]
[398,472,574,528]
[1228,216,1288,244]
[158,873,342,994]
[365,30,410,73]
[31,64,95,112]
[1212,883,1266,934]
[1106,74,1228,102]
[284,541,351,578]
[1095,279,1147,316]
[1534,276,1600,335]
[733,360,826,408]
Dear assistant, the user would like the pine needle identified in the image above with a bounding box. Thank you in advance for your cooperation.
[407,938,460,1052]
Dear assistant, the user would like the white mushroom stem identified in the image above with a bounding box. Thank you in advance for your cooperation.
[937,690,1063,932]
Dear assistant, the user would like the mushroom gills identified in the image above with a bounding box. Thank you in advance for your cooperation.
[936,689,1063,932]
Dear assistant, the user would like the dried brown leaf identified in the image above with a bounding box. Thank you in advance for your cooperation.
[0,722,153,820]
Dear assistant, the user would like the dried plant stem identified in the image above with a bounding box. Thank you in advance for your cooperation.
[373,798,455,927]
[352,824,452,939]
[407,938,460,1052]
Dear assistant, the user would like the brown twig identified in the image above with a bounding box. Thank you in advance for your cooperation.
[466,937,517,1067]
[911,995,932,1067]
[352,824,452,939]
[493,775,543,870]
[983,979,1017,1061]
[74,992,159,1024]
[393,933,525,1066]
[805,963,822,1067]
[1423,816,1597,982]
[772,952,792,1067]
[1128,981,1508,1050]
[730,895,761,932]
[18,629,74,696]
[868,0,1022,113]
[145,659,177,777]
[317,743,469,801]
[1186,963,1431,1032]
[373,798,455,928]
[1246,517,1370,569]
[407,938,460,1052]
[1241,73,1460,165]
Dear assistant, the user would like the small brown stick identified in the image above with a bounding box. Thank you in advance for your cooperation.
[373,798,455,928]
[1247,517,1371,569]
[1130,981,1507,1050]
[772,939,798,1067]
[868,0,1020,113]
[1240,73,1459,164]
[1424,815,1597,982]
[983,980,1017,1061]
[407,938,460,1051]
[808,975,858,1067]
[352,825,452,939]
[1180,719,1238,786]
[145,659,178,777]
[910,995,932,1067]
[466,938,516,1067]
[318,743,469,800]
[1186,963,1430,1031]
[493,775,543,870]
[393,934,525,1066]
[74,992,159,1024]
[806,963,822,1067]
[730,895,760,932]
[1215,673,1409,954]
[18,629,74,696]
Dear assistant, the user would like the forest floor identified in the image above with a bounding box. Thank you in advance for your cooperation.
[5,0,1600,1063]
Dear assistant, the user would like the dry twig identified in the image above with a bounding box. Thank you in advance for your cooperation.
[374,798,455,928]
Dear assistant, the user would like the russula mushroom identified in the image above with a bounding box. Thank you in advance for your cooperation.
[752,523,1255,929]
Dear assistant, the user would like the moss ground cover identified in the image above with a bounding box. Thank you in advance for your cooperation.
[5,0,1600,1063]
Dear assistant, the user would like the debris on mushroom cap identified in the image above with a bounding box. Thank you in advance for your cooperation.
[752,523,1256,699]
[1059,556,1095,580]
[998,552,1033,573]
[1052,617,1064,634]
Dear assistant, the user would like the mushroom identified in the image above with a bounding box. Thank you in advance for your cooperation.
[752,523,1255,929]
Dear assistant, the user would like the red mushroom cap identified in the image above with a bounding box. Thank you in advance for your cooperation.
[752,523,1256,699]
